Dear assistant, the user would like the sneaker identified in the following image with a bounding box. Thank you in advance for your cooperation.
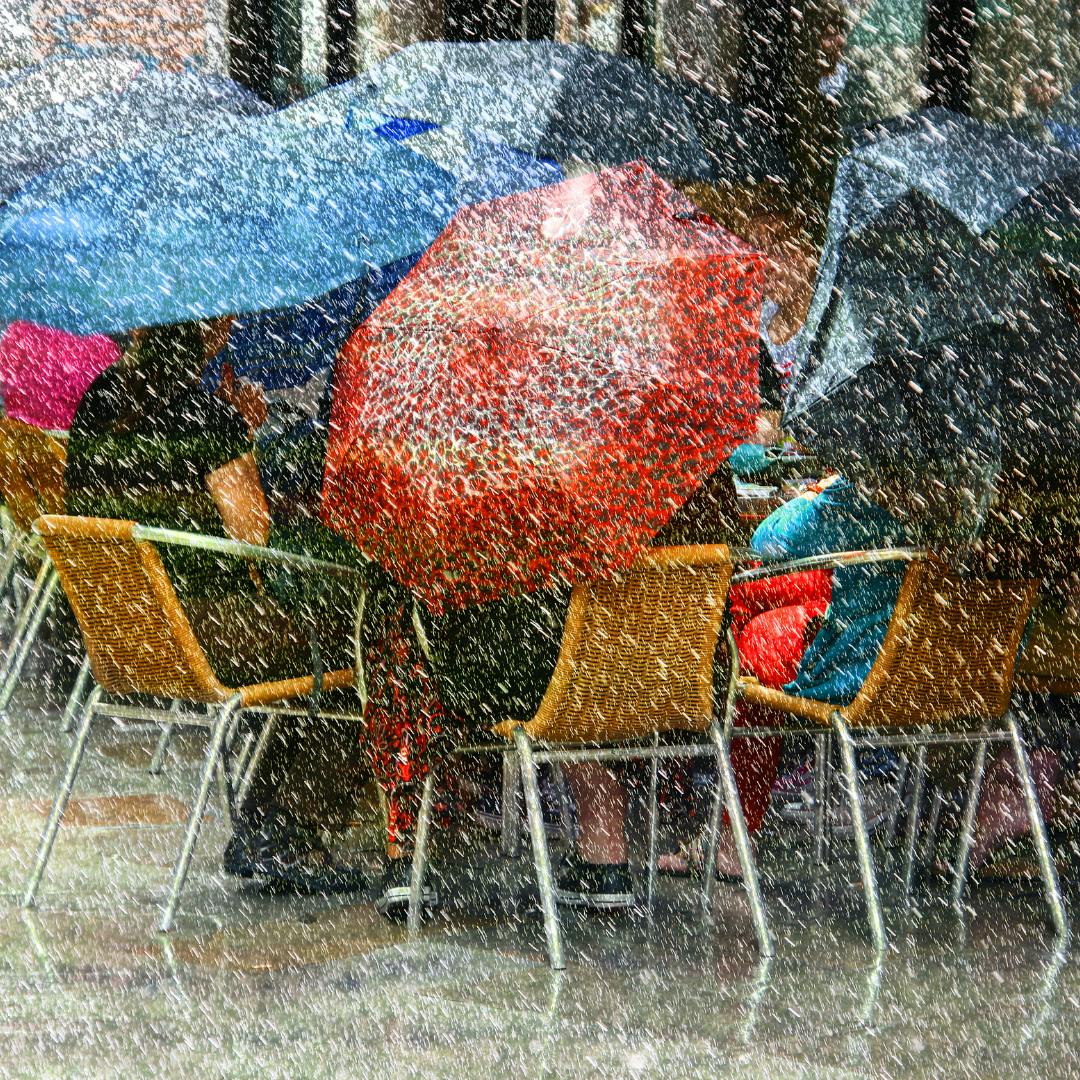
[222,809,367,895]
[554,854,636,910]
[776,773,898,836]
[375,857,438,919]
[474,771,570,840]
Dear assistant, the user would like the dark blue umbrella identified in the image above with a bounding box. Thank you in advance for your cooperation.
[0,67,270,203]
[0,106,461,334]
[356,40,715,179]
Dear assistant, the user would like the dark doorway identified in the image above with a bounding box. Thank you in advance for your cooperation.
[925,0,974,112]
[227,0,276,102]
[326,0,357,85]
[621,0,654,64]
[445,1,555,42]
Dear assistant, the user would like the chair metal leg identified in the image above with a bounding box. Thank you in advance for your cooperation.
[952,736,989,906]
[159,697,240,934]
[1005,713,1070,945]
[513,728,565,971]
[0,563,58,711]
[551,763,576,841]
[708,723,773,956]
[408,771,437,936]
[901,744,928,897]
[700,738,726,911]
[499,750,522,858]
[834,715,886,953]
[921,787,944,868]
[646,736,659,913]
[148,701,182,776]
[59,654,93,736]
[813,733,831,868]
[884,756,910,847]
[234,712,279,811]
[22,685,103,908]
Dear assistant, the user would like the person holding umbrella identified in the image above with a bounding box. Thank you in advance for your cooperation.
[323,163,767,912]
[64,320,370,893]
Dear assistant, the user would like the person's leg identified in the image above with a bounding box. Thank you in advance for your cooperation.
[562,762,628,864]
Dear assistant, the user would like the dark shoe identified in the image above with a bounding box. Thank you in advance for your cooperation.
[474,772,570,839]
[555,853,636,910]
[375,857,438,919]
[223,809,366,895]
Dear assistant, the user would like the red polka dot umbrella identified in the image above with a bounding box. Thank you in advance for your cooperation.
[323,162,763,611]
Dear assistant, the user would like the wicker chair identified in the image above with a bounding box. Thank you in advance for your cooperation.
[22,515,363,932]
[730,549,1067,951]
[405,545,770,970]
[0,419,68,710]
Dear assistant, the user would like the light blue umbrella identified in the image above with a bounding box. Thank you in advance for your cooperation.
[0,67,270,203]
[195,107,563,392]
[0,107,461,334]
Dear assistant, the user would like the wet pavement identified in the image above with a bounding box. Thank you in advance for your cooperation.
[2,673,1079,1079]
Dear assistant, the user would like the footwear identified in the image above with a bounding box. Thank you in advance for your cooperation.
[555,853,636,909]
[775,773,898,836]
[656,829,750,882]
[376,857,438,919]
[474,770,570,840]
[222,809,366,895]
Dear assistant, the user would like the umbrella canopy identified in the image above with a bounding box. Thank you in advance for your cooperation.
[323,162,763,611]
[0,106,462,334]
[787,108,1080,531]
[0,67,269,203]
[207,121,562,391]
[359,40,715,180]
[0,54,146,128]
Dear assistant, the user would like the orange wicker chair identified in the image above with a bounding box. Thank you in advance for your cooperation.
[22,515,363,932]
[1015,607,1080,697]
[0,418,68,710]
[729,549,1066,951]
[405,545,770,970]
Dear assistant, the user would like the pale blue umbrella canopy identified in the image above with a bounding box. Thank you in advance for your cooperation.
[0,106,462,334]
[0,66,270,203]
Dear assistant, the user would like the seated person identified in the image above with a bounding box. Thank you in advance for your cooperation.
[361,463,755,914]
[65,320,367,893]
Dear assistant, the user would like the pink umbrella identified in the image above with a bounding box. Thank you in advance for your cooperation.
[0,321,120,432]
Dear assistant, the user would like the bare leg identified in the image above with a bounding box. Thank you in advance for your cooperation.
[562,762,628,864]
[970,748,1060,869]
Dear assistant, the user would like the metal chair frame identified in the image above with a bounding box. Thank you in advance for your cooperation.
[725,548,1069,953]
[22,518,365,932]
[401,545,772,971]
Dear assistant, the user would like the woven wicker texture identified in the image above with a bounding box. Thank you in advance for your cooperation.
[0,418,66,533]
[843,557,1038,729]
[1016,606,1080,695]
[37,516,231,703]
[500,545,734,744]
[738,558,1037,729]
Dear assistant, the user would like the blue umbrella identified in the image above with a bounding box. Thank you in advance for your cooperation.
[0,107,461,334]
[204,113,562,392]
[0,67,270,203]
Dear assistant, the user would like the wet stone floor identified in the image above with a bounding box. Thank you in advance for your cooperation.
[1,671,1079,1079]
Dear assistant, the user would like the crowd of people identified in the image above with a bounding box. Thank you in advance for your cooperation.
[2,203,1076,920]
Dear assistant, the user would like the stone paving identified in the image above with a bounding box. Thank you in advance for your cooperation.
[1,673,1078,1079]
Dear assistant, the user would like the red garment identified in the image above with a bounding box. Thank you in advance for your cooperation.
[726,570,832,832]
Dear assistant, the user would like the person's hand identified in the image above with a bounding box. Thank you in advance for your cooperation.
[1024,69,1061,113]
[749,410,783,447]
[217,362,268,433]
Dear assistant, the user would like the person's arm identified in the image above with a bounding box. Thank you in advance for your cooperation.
[206,452,270,547]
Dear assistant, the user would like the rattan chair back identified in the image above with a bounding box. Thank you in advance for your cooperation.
[1016,607,1080,695]
[843,556,1038,729]
[0,418,66,534]
[511,546,734,744]
[35,515,229,703]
